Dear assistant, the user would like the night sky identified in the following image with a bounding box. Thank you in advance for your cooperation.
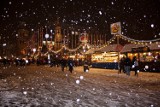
[0,0,160,42]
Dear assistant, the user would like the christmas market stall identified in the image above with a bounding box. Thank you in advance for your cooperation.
[90,44,123,69]
[121,42,160,72]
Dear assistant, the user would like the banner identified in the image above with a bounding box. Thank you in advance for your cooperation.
[111,22,121,35]
[79,33,88,43]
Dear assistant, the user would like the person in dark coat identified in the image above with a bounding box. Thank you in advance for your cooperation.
[61,58,66,72]
[83,60,89,72]
[119,56,125,74]
[68,59,74,73]
[124,56,131,76]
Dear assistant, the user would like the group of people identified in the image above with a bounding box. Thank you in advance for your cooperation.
[1,56,140,76]
[49,58,77,73]
[0,57,33,67]
[51,58,90,73]
[119,56,139,76]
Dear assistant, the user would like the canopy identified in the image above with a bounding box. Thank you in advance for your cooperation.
[121,42,160,53]
[99,44,123,52]
[148,42,160,51]
[85,48,99,54]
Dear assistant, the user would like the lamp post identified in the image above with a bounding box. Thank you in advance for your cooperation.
[116,34,120,70]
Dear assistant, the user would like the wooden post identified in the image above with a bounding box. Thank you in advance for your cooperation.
[117,34,120,70]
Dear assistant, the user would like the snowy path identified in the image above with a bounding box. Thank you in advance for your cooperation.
[0,65,160,107]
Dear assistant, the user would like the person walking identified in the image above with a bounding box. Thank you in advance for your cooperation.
[132,56,139,77]
[61,58,66,72]
[83,60,89,72]
[124,56,131,76]
[68,59,74,73]
[118,56,125,74]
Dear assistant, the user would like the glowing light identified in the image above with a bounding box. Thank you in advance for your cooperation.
[148,52,151,56]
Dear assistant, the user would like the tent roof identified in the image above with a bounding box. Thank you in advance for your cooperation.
[148,42,160,50]
[85,48,99,54]
[99,44,123,52]
[121,42,160,52]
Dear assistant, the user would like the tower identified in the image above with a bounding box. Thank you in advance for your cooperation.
[54,18,62,51]
[17,29,29,56]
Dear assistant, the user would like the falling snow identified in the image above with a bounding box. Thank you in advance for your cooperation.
[0,0,159,42]
[151,24,154,28]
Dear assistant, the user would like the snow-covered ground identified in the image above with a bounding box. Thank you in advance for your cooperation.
[0,65,160,107]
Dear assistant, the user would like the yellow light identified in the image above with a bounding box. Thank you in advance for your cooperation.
[143,53,146,55]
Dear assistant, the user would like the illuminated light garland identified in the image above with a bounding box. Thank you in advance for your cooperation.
[41,35,160,55]
[120,35,160,43]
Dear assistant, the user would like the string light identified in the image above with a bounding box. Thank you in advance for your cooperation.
[38,34,160,55]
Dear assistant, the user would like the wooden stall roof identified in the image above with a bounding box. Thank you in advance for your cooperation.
[121,42,160,53]
[148,42,160,51]
[85,48,99,54]
[99,44,123,52]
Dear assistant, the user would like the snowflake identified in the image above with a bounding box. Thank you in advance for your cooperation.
[111,2,114,5]
[151,24,154,28]
[9,2,12,5]
[76,98,80,102]
[76,80,80,84]
[80,76,84,80]
[23,91,27,95]
[99,11,102,15]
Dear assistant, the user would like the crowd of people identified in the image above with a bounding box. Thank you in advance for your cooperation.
[0,57,88,74]
[0,56,142,76]
[0,57,31,67]
[119,56,139,76]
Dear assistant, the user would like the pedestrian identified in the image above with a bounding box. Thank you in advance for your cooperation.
[68,59,74,73]
[118,56,125,74]
[61,58,66,72]
[132,56,139,77]
[83,60,89,72]
[2,57,7,67]
[124,56,131,76]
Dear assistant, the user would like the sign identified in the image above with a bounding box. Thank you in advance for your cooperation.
[111,22,121,35]
[79,33,88,43]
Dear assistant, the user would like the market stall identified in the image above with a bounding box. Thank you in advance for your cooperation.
[121,42,160,72]
[91,44,123,69]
